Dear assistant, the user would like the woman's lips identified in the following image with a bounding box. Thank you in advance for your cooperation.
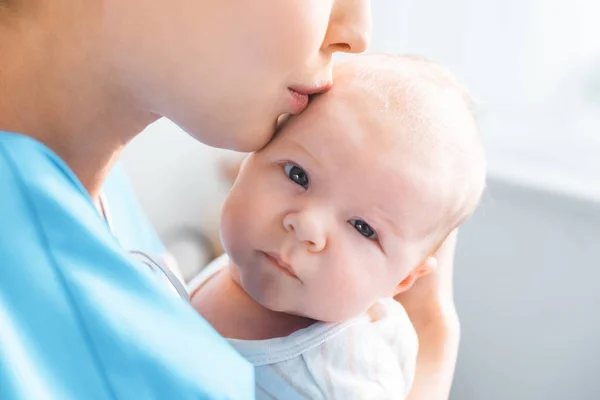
[263,251,298,279]
[287,83,332,115]
[287,89,310,114]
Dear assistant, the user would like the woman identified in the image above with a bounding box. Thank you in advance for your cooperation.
[0,0,459,398]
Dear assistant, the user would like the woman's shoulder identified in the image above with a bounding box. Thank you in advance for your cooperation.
[0,131,85,192]
[0,131,97,250]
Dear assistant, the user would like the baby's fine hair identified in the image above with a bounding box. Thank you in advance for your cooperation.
[337,54,476,127]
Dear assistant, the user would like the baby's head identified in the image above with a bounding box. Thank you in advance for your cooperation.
[221,54,486,322]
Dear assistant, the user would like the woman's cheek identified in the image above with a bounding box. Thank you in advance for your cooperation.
[278,0,331,59]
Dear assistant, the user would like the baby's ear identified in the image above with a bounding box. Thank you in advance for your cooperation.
[393,256,438,295]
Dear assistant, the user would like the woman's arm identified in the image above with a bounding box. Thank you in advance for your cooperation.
[395,230,461,400]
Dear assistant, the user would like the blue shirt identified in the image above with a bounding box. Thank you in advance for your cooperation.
[0,132,253,399]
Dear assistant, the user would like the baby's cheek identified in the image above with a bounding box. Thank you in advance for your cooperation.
[221,193,257,255]
[306,254,377,321]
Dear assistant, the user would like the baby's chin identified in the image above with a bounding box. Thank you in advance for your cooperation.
[247,282,375,323]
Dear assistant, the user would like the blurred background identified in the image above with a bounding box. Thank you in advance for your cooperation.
[120,1,600,399]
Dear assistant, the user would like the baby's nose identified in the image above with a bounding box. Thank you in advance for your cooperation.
[283,211,327,252]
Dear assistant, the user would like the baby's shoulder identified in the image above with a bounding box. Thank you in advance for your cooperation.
[189,255,243,338]
[305,298,418,365]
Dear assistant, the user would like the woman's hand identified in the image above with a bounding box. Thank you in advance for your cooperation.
[395,230,461,400]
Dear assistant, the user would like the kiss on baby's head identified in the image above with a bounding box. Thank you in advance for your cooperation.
[220,54,486,323]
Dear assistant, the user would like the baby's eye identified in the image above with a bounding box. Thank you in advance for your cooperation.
[283,164,309,189]
[349,219,378,241]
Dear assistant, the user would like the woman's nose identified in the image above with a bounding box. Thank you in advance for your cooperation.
[322,0,372,55]
[283,211,327,252]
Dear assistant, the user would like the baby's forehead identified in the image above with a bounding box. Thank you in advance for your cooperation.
[285,91,402,165]
[302,73,452,160]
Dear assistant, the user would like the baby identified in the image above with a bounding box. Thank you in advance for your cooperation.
[191,55,486,399]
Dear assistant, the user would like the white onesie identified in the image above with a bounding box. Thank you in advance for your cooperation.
[189,255,418,400]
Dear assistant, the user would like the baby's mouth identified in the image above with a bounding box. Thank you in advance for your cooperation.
[262,251,298,280]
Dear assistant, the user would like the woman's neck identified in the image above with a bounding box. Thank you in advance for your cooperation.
[0,4,158,201]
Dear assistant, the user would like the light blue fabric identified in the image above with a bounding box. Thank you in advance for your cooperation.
[0,131,253,399]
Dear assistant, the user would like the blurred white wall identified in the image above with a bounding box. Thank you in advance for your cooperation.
[366,0,600,201]
[121,118,229,237]
[452,178,600,399]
